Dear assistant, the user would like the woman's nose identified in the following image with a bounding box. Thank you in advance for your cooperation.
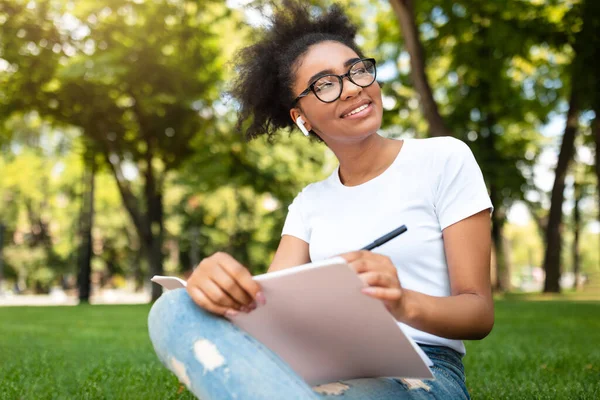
[340,78,362,101]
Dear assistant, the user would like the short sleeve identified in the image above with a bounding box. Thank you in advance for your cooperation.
[434,138,493,230]
[281,188,311,243]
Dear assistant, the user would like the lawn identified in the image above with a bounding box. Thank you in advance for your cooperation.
[0,299,598,399]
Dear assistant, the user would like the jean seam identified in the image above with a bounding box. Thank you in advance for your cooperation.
[433,364,465,381]
[431,365,468,398]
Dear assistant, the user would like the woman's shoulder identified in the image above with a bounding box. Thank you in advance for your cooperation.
[293,174,335,201]
[406,136,474,166]
[408,136,469,152]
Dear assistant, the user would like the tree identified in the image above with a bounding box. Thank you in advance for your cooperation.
[543,93,578,292]
[1,0,248,300]
[594,116,600,251]
[0,223,5,293]
[571,177,582,290]
[542,0,599,292]
[76,146,96,302]
[388,0,453,137]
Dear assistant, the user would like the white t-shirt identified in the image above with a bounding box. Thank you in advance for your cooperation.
[281,136,493,354]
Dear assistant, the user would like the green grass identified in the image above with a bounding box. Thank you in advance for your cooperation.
[464,300,600,399]
[0,304,192,400]
[0,300,598,399]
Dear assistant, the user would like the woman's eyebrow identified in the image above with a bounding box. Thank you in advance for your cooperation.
[306,57,361,84]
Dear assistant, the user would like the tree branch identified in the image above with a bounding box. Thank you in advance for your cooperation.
[102,145,148,240]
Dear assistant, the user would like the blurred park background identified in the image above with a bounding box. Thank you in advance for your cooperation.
[1,1,599,399]
[1,0,599,305]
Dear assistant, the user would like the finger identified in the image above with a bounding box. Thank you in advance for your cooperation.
[348,258,376,274]
[358,271,396,288]
[339,250,370,263]
[198,278,242,310]
[361,286,402,301]
[186,285,237,317]
[216,252,263,302]
[212,267,255,307]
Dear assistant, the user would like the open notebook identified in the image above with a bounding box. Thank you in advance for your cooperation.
[152,257,433,386]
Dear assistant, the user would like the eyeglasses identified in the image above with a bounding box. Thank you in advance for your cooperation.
[291,58,377,107]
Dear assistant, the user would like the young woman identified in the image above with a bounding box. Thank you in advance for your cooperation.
[148,2,494,399]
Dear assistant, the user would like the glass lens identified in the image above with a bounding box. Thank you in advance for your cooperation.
[313,75,342,102]
[311,59,376,103]
[349,60,376,86]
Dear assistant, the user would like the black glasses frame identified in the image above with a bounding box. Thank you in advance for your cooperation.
[290,58,377,108]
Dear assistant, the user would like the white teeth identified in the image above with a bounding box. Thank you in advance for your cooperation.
[344,103,369,117]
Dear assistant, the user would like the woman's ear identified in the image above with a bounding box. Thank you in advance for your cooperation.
[289,109,312,132]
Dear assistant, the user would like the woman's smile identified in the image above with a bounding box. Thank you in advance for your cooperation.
[340,100,373,119]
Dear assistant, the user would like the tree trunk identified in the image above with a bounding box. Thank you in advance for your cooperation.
[389,0,453,138]
[593,114,600,230]
[594,114,600,272]
[104,142,165,301]
[0,223,4,294]
[572,179,582,291]
[543,92,579,293]
[522,198,547,243]
[190,226,200,270]
[145,235,164,301]
[132,246,144,291]
[490,184,510,291]
[143,218,164,301]
[144,150,165,301]
[77,151,96,303]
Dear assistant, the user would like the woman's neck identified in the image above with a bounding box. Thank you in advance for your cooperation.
[331,134,403,186]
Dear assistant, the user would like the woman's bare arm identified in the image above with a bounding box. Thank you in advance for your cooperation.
[394,209,494,340]
[267,235,311,273]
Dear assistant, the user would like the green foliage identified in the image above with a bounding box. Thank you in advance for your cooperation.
[0,114,82,291]
[0,0,65,117]
[175,130,333,273]
[506,220,599,283]
[0,0,340,286]
[44,0,238,166]
[0,0,598,290]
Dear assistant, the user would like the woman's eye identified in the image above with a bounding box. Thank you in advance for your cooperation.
[315,82,335,92]
[352,68,367,75]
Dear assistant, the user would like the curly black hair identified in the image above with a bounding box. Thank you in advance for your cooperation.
[229,0,364,140]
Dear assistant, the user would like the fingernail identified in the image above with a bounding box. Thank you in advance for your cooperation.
[248,302,257,310]
[240,306,250,313]
[225,309,238,318]
[256,292,266,306]
[362,287,375,294]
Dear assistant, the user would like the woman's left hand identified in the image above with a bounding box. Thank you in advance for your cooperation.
[340,251,404,316]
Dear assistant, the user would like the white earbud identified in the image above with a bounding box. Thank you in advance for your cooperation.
[296,116,310,137]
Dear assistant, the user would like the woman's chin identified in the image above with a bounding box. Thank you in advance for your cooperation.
[342,118,382,139]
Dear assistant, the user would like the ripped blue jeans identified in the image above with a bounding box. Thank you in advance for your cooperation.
[148,289,470,399]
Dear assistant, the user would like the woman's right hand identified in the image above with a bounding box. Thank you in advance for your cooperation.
[186,252,265,317]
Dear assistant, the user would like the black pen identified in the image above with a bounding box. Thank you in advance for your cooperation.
[360,225,408,251]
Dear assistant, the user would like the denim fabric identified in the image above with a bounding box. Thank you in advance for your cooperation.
[149,288,470,400]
